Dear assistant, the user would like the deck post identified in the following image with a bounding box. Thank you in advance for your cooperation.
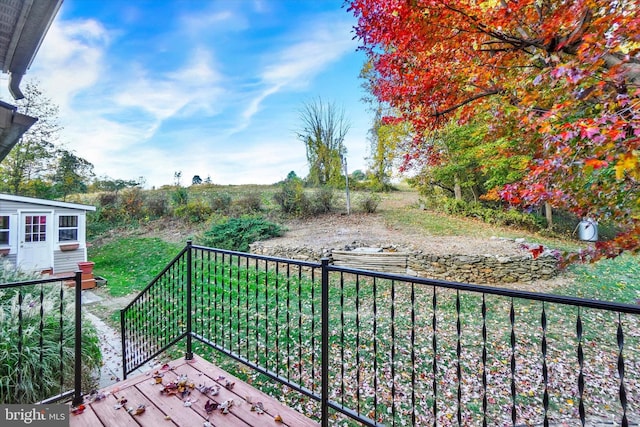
[321,258,330,427]
[185,240,193,360]
[72,270,83,406]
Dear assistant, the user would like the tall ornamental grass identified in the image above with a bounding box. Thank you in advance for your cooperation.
[0,262,102,403]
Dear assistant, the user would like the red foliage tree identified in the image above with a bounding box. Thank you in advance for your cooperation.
[349,0,640,260]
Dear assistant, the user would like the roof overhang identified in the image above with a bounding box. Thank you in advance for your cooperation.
[0,100,37,161]
[0,0,64,99]
[0,192,96,211]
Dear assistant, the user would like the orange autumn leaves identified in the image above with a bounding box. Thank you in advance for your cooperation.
[350,0,640,259]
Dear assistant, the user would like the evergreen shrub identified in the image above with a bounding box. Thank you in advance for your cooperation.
[201,216,283,252]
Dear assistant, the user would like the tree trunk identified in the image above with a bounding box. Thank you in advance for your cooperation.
[454,175,462,201]
[545,202,553,230]
[471,186,480,202]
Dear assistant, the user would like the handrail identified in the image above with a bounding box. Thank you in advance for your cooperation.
[121,242,640,426]
[327,263,640,314]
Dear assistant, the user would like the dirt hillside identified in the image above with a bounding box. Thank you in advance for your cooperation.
[265,191,530,256]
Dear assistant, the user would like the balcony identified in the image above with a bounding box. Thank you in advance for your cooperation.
[2,241,640,426]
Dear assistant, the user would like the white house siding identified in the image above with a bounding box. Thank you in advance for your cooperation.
[53,248,86,273]
[2,253,17,265]
[0,195,94,274]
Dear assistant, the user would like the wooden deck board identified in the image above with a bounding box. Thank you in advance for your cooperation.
[187,355,319,427]
[157,367,250,427]
[133,370,210,426]
[69,355,319,427]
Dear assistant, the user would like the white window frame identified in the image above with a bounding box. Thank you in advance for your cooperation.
[0,215,9,246]
[58,214,79,242]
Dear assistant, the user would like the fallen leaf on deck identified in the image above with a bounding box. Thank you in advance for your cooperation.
[71,404,85,415]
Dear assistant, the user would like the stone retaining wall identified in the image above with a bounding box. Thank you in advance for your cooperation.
[407,252,557,283]
[249,242,558,284]
[250,243,330,262]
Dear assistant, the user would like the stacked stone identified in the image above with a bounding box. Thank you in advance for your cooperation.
[250,243,559,284]
[407,253,557,284]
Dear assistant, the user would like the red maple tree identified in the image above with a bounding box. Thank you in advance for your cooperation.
[349,0,640,260]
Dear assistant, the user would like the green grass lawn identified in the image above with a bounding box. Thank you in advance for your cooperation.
[88,237,183,296]
[380,199,585,253]
[562,252,640,303]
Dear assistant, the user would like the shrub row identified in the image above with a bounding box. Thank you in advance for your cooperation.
[435,197,544,232]
[89,188,266,235]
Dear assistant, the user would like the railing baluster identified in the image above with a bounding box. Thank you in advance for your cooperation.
[340,271,345,408]
[207,251,212,341]
[214,251,219,344]
[58,281,64,397]
[298,265,303,384]
[410,281,416,427]
[225,255,234,349]
[356,274,361,416]
[17,284,23,400]
[577,307,585,426]
[38,283,44,398]
[246,257,250,361]
[311,265,316,393]
[617,313,628,427]
[432,286,437,423]
[510,298,517,426]
[373,276,378,424]
[391,279,397,426]
[275,261,280,375]
[456,289,462,425]
[482,294,487,427]
[264,259,269,371]
[541,302,549,427]
[199,249,204,338]
[236,255,241,358]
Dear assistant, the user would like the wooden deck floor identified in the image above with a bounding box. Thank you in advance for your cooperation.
[69,354,319,427]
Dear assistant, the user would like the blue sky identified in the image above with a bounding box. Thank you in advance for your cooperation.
[2,0,373,188]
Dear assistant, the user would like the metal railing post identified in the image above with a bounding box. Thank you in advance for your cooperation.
[120,307,127,379]
[72,270,83,406]
[186,240,193,360]
[321,258,330,427]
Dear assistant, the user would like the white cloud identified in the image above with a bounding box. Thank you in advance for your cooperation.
[179,8,248,37]
[241,15,356,123]
[30,19,109,114]
[114,47,223,122]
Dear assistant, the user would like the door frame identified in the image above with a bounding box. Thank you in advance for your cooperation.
[17,209,54,272]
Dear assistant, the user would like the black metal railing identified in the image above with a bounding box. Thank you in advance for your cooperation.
[121,241,640,426]
[0,272,83,406]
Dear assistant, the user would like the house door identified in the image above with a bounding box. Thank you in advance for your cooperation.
[17,212,52,271]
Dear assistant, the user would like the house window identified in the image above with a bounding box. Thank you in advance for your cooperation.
[25,215,47,242]
[0,216,8,245]
[58,215,78,241]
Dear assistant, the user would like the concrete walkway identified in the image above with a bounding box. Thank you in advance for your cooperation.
[82,290,153,389]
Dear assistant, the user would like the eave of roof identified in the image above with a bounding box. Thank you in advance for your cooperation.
[0,0,64,99]
[0,193,96,212]
[0,100,37,161]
